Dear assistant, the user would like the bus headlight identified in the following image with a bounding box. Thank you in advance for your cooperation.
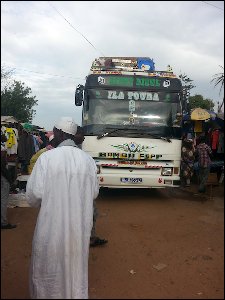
[161,167,172,176]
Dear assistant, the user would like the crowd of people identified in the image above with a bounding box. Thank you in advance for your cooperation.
[181,134,214,195]
[1,115,224,299]
[1,117,109,299]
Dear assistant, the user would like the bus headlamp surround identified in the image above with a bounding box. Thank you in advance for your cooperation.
[161,167,172,176]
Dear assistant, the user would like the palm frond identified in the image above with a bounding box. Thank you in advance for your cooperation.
[211,66,224,95]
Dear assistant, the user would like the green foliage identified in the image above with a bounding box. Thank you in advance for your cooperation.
[179,73,196,92]
[189,94,215,110]
[1,80,38,123]
[211,65,224,113]
[1,66,12,80]
[178,73,196,113]
[1,66,14,91]
[211,65,224,95]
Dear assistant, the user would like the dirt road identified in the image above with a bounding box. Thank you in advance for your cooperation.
[1,185,224,299]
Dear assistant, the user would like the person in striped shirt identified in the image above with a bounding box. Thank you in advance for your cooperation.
[195,135,213,193]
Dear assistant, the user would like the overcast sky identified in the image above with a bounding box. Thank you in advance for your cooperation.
[1,1,224,130]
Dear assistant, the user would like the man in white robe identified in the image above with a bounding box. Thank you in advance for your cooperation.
[26,117,99,299]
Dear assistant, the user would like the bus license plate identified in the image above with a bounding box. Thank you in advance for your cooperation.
[120,178,142,184]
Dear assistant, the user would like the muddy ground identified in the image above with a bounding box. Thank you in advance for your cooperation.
[1,184,224,299]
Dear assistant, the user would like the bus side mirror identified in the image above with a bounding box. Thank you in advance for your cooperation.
[75,85,84,106]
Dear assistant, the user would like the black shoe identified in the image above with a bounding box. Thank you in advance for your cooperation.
[1,223,17,229]
[90,237,108,247]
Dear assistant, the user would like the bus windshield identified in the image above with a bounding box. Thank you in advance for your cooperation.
[83,89,182,129]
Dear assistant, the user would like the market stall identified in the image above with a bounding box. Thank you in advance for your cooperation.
[1,116,49,191]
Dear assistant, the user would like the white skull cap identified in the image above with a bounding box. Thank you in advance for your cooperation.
[55,117,78,135]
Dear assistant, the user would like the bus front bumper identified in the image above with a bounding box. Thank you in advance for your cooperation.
[98,174,181,188]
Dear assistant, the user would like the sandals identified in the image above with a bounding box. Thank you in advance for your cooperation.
[90,237,108,247]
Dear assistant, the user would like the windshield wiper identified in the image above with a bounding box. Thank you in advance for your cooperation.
[160,137,172,143]
[97,128,121,139]
[97,128,171,142]
[97,127,143,139]
[137,131,171,142]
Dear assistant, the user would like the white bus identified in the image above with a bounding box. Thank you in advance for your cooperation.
[75,57,183,188]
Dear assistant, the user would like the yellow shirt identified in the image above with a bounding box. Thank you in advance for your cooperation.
[5,128,16,148]
[28,148,47,174]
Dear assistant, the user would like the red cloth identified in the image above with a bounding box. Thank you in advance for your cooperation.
[211,130,219,150]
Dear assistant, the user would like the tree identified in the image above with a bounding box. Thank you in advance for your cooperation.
[211,65,224,112]
[189,94,215,111]
[1,66,14,91]
[1,80,38,123]
[211,66,224,95]
[179,73,196,113]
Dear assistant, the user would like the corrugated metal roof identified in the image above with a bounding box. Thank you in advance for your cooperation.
[1,116,19,123]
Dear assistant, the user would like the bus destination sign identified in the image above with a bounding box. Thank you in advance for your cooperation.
[86,74,182,91]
